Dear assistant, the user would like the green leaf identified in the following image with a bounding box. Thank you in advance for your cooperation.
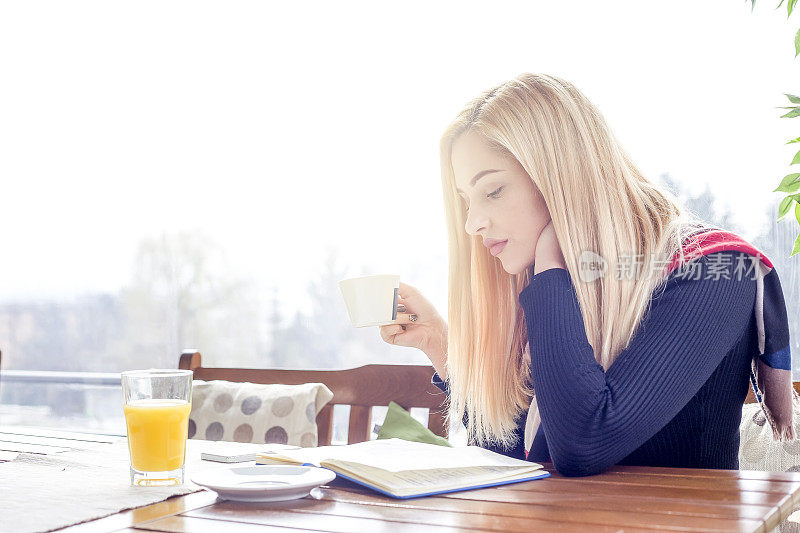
[779,195,796,219]
[786,136,800,144]
[781,106,800,118]
[776,172,800,191]
[792,150,800,165]
[776,172,800,190]
[779,0,786,8]
[779,180,800,193]
[795,26,800,57]
[787,94,800,104]
[792,231,800,256]
[790,0,798,16]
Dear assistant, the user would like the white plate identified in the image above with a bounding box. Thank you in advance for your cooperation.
[191,465,336,502]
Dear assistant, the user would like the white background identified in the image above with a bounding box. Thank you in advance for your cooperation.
[1,0,798,318]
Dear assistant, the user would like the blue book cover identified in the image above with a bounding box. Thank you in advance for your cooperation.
[254,460,551,499]
[256,438,551,499]
[329,468,551,499]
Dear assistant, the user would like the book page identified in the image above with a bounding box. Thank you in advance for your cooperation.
[259,438,541,473]
[330,460,546,498]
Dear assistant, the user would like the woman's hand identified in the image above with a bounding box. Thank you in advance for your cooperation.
[534,220,567,275]
[378,281,448,378]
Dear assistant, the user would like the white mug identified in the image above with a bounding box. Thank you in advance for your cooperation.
[338,274,400,327]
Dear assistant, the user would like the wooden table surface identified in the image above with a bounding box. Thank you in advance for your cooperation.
[2,426,799,533]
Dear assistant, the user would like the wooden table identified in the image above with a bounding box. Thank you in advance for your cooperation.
[2,426,799,532]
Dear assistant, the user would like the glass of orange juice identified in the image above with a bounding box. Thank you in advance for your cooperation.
[121,369,192,486]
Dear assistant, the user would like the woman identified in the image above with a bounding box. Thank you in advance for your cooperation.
[379,73,795,476]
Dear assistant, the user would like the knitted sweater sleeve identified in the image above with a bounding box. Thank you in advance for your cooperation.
[431,371,448,393]
[518,252,756,476]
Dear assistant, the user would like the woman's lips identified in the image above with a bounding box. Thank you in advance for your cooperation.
[489,241,508,256]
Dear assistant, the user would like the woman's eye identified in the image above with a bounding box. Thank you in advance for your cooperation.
[462,187,502,213]
[487,186,503,198]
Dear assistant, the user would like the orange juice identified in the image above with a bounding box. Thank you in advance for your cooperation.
[123,399,191,472]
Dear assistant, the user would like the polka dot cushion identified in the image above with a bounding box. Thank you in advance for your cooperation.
[188,380,333,447]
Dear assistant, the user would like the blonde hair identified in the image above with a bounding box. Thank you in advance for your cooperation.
[439,73,719,448]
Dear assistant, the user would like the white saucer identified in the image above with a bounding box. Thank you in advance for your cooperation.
[191,465,336,502]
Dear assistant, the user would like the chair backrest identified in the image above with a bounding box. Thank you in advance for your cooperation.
[745,382,800,404]
[178,351,448,445]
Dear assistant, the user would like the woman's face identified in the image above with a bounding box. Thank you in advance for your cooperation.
[451,130,552,275]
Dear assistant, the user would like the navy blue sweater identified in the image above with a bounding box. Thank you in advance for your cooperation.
[433,251,758,476]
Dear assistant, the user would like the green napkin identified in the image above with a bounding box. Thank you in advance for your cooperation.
[376,401,452,447]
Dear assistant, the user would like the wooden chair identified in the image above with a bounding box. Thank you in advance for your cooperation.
[178,351,448,445]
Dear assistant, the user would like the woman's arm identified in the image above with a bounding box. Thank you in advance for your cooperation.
[519,251,756,476]
[424,321,449,380]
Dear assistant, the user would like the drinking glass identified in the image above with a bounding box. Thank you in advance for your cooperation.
[121,369,192,486]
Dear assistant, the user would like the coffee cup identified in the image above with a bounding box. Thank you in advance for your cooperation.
[338,274,400,327]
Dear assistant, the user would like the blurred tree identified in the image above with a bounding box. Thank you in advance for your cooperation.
[658,172,742,233]
[1,294,123,372]
[266,245,427,368]
[267,246,356,368]
[114,231,262,370]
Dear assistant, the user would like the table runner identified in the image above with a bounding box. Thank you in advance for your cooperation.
[1,440,204,533]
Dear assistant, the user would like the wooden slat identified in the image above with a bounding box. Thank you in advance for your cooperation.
[185,498,662,533]
[510,471,800,493]
[0,450,19,462]
[347,405,371,444]
[458,488,781,516]
[0,425,119,443]
[316,404,333,446]
[427,407,448,438]
[56,492,219,532]
[566,465,800,526]
[134,515,314,532]
[0,433,111,450]
[595,463,800,482]
[190,364,446,411]
[764,495,799,532]
[0,439,72,454]
[453,489,787,532]
[298,487,761,532]
[490,477,793,504]
[314,485,776,522]
[178,351,202,371]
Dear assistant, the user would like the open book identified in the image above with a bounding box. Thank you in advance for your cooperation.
[256,438,550,499]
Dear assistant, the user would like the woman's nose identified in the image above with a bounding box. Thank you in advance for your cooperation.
[464,208,489,236]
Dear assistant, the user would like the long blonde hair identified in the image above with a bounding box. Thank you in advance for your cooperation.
[440,73,720,448]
